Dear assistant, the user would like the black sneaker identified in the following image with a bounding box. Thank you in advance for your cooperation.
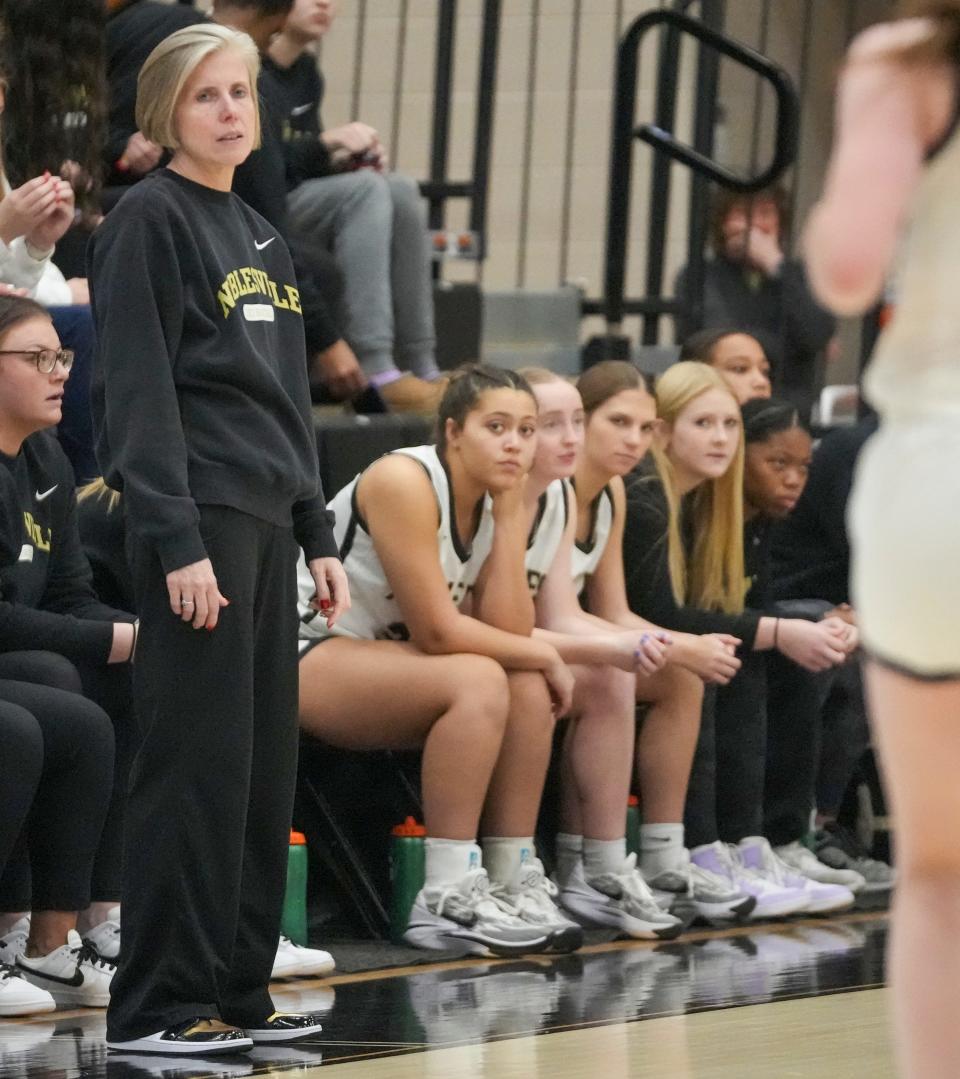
[814,823,895,894]
[242,1012,323,1043]
[107,1018,253,1055]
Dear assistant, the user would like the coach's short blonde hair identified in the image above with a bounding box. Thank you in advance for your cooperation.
[136,23,261,153]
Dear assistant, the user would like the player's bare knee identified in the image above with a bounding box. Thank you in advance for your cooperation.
[451,655,510,733]
[506,669,556,734]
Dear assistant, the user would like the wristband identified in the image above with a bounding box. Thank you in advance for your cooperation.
[773,618,780,649]
[128,619,140,663]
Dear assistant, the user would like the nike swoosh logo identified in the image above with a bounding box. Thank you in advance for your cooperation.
[16,960,85,988]
[291,103,313,116]
[35,485,58,502]
[255,238,275,251]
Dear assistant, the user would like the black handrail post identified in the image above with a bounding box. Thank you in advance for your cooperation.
[602,21,644,333]
[642,0,706,345]
[642,20,683,344]
[683,0,725,339]
[469,0,502,262]
[429,0,458,236]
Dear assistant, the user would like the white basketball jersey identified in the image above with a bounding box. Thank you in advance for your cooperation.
[297,445,494,647]
[525,479,570,597]
[569,484,613,596]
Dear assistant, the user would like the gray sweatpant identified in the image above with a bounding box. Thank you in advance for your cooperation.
[288,170,437,382]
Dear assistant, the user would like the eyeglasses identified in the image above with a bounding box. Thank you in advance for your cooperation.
[0,348,75,373]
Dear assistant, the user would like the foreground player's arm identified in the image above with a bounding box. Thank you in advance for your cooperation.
[805,21,947,314]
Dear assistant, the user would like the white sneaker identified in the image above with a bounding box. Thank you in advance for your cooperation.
[558,854,684,940]
[490,857,583,953]
[271,936,335,979]
[17,929,115,1007]
[737,837,855,914]
[775,840,866,893]
[690,841,810,920]
[0,916,30,965]
[0,963,56,1016]
[83,907,122,961]
[646,850,757,924]
[403,868,550,957]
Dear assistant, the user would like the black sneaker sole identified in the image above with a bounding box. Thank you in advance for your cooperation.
[543,926,584,954]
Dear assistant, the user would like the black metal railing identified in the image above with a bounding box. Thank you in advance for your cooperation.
[597,6,799,344]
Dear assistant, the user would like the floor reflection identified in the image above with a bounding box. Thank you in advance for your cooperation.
[0,917,887,1077]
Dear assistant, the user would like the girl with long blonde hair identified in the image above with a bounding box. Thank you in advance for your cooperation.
[624,362,855,917]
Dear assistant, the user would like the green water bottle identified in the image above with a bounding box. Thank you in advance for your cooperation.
[280,830,309,945]
[390,817,426,944]
[626,795,641,858]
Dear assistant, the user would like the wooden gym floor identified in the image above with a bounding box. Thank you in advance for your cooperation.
[0,909,893,1078]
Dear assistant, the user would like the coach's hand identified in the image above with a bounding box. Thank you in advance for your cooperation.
[167,558,229,631]
[308,556,351,629]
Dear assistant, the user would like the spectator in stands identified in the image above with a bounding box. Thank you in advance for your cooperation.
[105,0,371,409]
[680,328,773,405]
[518,366,752,932]
[265,0,445,413]
[0,294,134,1003]
[298,365,574,957]
[674,186,836,419]
[88,24,346,1052]
[622,363,855,916]
[0,51,99,482]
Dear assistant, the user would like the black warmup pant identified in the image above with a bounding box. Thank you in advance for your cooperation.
[106,506,300,1042]
[764,656,870,846]
[0,679,113,911]
[684,652,768,849]
[0,650,133,901]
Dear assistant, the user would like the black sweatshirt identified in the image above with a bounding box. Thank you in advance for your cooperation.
[260,53,334,187]
[770,416,878,606]
[0,431,133,664]
[104,0,341,356]
[88,168,337,575]
[674,255,836,412]
[622,463,762,649]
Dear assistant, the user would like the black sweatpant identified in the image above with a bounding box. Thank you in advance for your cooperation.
[106,506,300,1042]
[0,650,133,901]
[0,679,114,911]
[764,656,870,846]
[684,652,768,849]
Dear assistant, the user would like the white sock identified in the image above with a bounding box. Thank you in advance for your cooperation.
[481,836,536,888]
[555,833,583,886]
[639,823,686,877]
[424,838,482,888]
[583,837,628,880]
